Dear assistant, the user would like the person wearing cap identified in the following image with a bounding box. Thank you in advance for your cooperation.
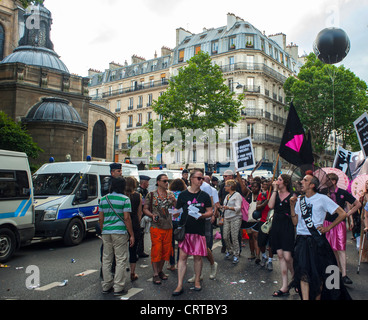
[101,163,123,197]
[182,170,189,186]
[137,175,151,259]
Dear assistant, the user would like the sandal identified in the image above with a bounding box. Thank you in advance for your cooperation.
[153,275,161,285]
[272,290,290,297]
[158,271,168,280]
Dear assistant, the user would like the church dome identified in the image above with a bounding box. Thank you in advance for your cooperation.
[24,97,87,127]
[1,46,69,73]
[0,4,69,74]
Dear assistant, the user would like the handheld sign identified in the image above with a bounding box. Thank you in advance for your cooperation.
[233,137,255,172]
[354,113,368,158]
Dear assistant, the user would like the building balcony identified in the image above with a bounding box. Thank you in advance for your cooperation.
[220,62,288,84]
[101,79,169,99]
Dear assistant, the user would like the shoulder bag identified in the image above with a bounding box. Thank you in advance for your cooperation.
[105,195,125,224]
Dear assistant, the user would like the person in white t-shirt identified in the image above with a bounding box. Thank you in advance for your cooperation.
[290,173,349,300]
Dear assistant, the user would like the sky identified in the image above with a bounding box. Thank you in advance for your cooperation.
[44,0,368,83]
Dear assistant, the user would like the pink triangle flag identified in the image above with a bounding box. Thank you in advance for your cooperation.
[285,134,304,153]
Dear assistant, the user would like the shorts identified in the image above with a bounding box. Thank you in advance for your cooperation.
[150,227,173,263]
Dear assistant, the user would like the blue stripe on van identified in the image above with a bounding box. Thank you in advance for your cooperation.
[57,206,98,220]
[19,199,32,217]
[0,200,28,220]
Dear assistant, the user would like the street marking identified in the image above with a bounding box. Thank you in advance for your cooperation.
[35,270,98,291]
[75,270,98,277]
[35,282,61,291]
[120,288,143,300]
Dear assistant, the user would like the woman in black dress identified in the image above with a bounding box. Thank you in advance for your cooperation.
[268,174,295,297]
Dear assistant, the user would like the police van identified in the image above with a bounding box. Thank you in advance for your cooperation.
[0,150,35,263]
[32,161,138,246]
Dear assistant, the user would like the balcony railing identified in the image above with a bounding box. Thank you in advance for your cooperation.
[220,62,288,83]
[96,79,169,99]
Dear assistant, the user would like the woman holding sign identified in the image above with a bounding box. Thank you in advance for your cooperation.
[172,169,213,296]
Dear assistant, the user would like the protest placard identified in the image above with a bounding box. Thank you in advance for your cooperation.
[232,137,255,172]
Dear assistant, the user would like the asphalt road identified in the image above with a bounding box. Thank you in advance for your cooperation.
[0,228,367,306]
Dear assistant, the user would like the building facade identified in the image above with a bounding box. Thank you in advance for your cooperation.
[88,13,305,171]
[0,3,117,166]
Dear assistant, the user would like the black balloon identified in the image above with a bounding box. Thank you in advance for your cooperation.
[313,27,350,64]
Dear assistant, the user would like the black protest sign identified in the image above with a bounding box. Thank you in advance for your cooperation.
[354,113,368,158]
[233,137,255,172]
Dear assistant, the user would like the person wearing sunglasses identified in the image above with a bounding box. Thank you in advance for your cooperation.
[172,169,213,296]
[143,174,177,285]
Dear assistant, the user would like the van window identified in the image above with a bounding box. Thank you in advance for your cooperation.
[0,170,30,200]
[33,173,81,196]
[78,174,98,202]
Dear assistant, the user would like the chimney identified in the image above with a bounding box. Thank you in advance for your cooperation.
[176,27,193,46]
[161,46,173,57]
[227,13,236,31]
[109,61,123,70]
[131,55,146,64]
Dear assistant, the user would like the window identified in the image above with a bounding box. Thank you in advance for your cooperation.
[147,94,153,107]
[178,50,185,63]
[229,56,235,71]
[228,78,234,92]
[212,41,219,54]
[0,171,30,200]
[195,45,201,55]
[116,100,121,112]
[128,115,133,128]
[137,113,142,126]
[92,120,107,159]
[229,37,236,49]
[147,112,152,123]
[245,35,254,48]
[247,124,255,138]
[128,97,134,110]
[78,174,98,203]
[138,96,143,108]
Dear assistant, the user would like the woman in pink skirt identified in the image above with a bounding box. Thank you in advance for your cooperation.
[324,173,361,285]
[172,168,213,296]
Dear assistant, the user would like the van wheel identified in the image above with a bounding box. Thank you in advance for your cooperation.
[64,219,85,246]
[0,228,16,263]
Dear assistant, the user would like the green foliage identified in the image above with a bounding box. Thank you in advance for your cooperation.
[152,51,244,132]
[284,53,368,153]
[0,112,43,159]
[19,0,44,8]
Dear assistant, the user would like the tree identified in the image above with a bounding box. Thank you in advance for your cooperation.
[148,51,244,165]
[284,53,368,155]
[0,111,43,160]
[19,0,44,8]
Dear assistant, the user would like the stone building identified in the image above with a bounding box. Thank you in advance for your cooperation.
[0,2,117,166]
[88,13,306,171]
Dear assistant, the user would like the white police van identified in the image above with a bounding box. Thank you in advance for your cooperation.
[33,161,138,246]
[0,150,35,263]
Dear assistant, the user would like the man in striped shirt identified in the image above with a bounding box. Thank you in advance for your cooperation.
[99,177,134,296]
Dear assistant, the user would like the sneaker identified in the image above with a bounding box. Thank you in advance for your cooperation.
[342,275,353,285]
[102,287,113,294]
[188,274,203,283]
[210,262,218,279]
[232,257,239,264]
[260,256,267,267]
[225,252,232,260]
[266,261,273,271]
[114,289,127,296]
